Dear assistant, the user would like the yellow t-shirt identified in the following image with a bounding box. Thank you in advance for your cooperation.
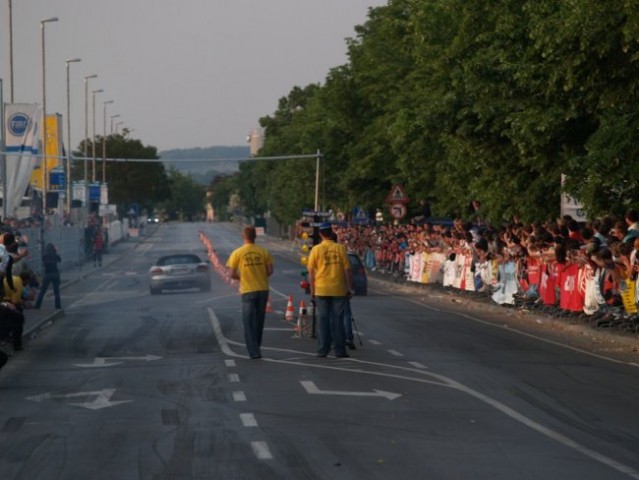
[307,240,350,296]
[226,243,273,294]
[3,276,23,306]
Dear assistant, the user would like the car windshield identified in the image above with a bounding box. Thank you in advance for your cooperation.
[157,255,201,266]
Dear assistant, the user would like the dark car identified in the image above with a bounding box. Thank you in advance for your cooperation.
[348,252,367,296]
[149,253,211,294]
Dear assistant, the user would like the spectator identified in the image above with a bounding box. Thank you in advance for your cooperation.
[34,243,62,310]
[92,229,105,267]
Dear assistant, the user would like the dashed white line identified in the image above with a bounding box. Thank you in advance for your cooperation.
[251,441,273,459]
[228,373,240,383]
[232,391,247,402]
[240,413,258,427]
[368,340,382,345]
[408,361,428,369]
[388,349,404,357]
[225,359,236,367]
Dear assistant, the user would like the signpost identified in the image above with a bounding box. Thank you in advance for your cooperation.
[385,184,409,221]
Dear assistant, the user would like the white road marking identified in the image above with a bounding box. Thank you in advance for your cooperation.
[27,388,131,410]
[387,349,404,357]
[398,295,639,368]
[207,307,639,479]
[75,355,162,367]
[251,441,273,460]
[240,413,258,427]
[228,373,240,383]
[301,380,401,400]
[196,292,238,305]
[368,340,382,345]
[225,359,236,367]
[408,361,428,369]
[232,391,247,402]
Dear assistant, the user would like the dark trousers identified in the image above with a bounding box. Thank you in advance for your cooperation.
[35,273,61,309]
[241,290,269,358]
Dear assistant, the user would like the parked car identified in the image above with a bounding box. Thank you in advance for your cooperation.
[149,253,211,294]
[348,252,367,296]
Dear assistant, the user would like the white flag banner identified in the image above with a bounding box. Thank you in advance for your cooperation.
[3,103,41,217]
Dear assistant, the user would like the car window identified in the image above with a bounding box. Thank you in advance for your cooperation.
[157,255,200,266]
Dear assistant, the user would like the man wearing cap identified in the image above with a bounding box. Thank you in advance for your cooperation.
[307,223,354,358]
[227,226,274,359]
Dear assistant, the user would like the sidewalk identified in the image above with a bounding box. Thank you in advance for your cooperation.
[21,235,145,345]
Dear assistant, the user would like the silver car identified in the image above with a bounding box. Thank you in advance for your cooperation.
[149,253,211,294]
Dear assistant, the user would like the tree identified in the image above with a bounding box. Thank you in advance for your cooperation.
[75,134,170,215]
[157,168,206,221]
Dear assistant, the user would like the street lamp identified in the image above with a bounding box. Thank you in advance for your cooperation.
[8,0,14,102]
[65,57,81,213]
[102,100,114,183]
[83,74,97,186]
[91,88,103,182]
[110,114,120,134]
[41,16,58,211]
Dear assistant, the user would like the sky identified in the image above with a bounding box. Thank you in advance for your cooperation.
[0,0,388,152]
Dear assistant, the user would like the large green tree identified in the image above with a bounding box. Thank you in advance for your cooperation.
[75,134,170,215]
[235,0,639,225]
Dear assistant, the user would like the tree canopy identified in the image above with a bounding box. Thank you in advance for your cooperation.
[236,0,639,225]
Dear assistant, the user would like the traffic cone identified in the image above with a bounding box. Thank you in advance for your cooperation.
[285,296,295,322]
[266,296,273,313]
[298,300,306,316]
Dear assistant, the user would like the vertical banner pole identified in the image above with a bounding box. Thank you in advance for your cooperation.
[0,79,7,221]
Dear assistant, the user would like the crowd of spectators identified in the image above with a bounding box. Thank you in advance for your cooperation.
[327,209,639,333]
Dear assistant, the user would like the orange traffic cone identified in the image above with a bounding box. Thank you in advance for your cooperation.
[298,300,306,316]
[266,296,273,313]
[285,296,295,322]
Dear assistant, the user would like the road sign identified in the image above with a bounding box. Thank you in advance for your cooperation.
[385,184,409,204]
[390,203,408,220]
[353,206,369,225]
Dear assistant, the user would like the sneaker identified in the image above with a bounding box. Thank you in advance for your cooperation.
[346,342,357,350]
[336,353,350,358]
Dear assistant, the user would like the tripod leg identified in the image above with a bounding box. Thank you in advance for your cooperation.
[351,316,363,346]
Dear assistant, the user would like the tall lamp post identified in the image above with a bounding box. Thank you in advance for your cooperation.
[8,0,14,102]
[65,57,81,213]
[83,74,97,187]
[110,114,120,134]
[40,16,58,211]
[91,88,103,182]
[102,100,114,183]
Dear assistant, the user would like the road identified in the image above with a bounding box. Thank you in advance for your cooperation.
[1,222,638,480]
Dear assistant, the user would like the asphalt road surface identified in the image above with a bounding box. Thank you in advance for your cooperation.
[1,222,638,480]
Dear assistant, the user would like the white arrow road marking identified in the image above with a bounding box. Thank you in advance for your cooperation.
[27,388,132,410]
[300,380,402,401]
[74,355,162,367]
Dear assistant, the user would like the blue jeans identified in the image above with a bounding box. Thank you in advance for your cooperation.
[241,290,269,358]
[315,296,347,356]
[343,299,353,344]
[35,273,61,309]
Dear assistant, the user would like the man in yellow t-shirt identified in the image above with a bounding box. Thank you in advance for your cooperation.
[307,223,353,358]
[226,226,274,359]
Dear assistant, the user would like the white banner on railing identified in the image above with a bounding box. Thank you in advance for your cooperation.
[3,103,41,217]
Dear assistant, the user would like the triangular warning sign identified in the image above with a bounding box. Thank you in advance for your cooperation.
[385,185,409,204]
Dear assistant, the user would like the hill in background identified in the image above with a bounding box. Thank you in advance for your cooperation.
[159,146,249,184]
